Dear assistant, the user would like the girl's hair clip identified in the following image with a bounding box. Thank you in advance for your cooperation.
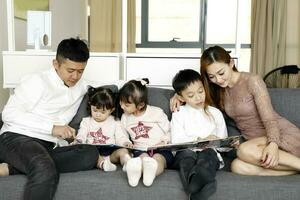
[135,78,149,86]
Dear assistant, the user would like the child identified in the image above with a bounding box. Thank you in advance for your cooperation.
[118,79,174,187]
[74,86,132,172]
[171,69,228,200]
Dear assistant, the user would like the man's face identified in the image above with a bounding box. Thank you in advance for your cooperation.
[53,58,87,87]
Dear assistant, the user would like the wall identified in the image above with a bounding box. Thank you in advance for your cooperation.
[14,0,88,51]
[0,0,10,112]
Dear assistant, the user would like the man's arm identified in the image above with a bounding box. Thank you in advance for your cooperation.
[2,75,54,134]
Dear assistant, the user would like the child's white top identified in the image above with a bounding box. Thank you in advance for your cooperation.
[171,104,228,144]
[121,105,171,149]
[76,115,130,146]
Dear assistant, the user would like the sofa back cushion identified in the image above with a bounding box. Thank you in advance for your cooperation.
[268,88,300,127]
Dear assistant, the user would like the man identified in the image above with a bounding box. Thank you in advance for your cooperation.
[0,38,99,200]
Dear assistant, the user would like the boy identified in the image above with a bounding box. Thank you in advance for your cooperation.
[171,69,227,200]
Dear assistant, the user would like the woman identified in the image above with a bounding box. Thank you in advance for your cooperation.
[170,46,300,176]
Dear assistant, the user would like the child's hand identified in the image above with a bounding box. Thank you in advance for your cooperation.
[123,142,133,148]
[203,135,219,141]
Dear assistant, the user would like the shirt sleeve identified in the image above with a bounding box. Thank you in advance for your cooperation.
[156,109,171,144]
[2,75,54,134]
[114,120,131,146]
[75,118,89,143]
[248,75,280,144]
[213,108,228,139]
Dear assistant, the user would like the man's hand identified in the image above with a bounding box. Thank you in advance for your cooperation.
[52,125,76,140]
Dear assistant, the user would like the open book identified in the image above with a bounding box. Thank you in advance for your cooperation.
[94,135,242,152]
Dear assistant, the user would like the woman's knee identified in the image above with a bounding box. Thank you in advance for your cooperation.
[231,158,258,175]
[237,141,263,162]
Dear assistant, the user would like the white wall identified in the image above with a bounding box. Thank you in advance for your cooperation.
[0,0,10,112]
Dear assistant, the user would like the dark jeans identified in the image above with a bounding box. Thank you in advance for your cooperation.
[0,132,99,200]
[172,149,220,200]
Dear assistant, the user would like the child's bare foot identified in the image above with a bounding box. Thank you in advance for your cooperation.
[0,163,9,176]
[142,157,158,186]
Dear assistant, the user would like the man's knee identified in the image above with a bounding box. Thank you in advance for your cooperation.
[27,156,59,185]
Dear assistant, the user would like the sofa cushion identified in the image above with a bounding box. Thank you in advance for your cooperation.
[68,85,119,131]
[147,87,175,120]
[268,88,300,127]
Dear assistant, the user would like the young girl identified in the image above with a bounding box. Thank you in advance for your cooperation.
[74,86,132,172]
[171,69,228,200]
[118,79,174,187]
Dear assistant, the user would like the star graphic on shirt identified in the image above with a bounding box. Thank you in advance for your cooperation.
[89,128,110,144]
[131,121,152,140]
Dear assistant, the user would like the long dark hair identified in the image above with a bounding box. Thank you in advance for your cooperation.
[200,46,237,111]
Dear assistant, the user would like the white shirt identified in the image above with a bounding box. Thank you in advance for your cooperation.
[171,104,228,144]
[1,68,88,144]
[171,104,228,169]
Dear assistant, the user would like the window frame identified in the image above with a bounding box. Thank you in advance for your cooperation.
[136,0,251,49]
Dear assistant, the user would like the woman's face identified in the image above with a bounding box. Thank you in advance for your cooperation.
[205,61,234,88]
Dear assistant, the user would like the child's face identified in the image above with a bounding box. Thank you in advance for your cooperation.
[179,80,206,109]
[91,106,113,122]
[120,100,139,115]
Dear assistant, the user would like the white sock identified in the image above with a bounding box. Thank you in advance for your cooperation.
[122,154,132,172]
[142,157,158,187]
[0,163,9,176]
[126,157,142,187]
[103,157,117,172]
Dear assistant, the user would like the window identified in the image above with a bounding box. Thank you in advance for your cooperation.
[136,0,251,71]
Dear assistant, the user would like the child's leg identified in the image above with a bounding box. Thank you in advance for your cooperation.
[173,149,197,192]
[188,148,219,194]
[109,148,131,171]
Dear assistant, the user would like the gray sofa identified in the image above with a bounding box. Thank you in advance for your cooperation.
[0,87,299,200]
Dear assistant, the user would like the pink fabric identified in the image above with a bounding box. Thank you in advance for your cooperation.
[224,72,300,156]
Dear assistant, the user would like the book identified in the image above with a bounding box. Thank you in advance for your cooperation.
[93,135,242,152]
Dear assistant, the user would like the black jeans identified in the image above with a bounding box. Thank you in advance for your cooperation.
[172,149,220,200]
[0,132,99,200]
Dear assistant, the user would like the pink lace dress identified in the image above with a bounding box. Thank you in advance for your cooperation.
[224,72,300,156]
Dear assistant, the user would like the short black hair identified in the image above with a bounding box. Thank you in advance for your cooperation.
[87,86,116,115]
[172,69,202,95]
[56,38,89,64]
[118,78,149,111]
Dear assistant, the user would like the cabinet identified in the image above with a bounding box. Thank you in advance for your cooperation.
[2,51,120,88]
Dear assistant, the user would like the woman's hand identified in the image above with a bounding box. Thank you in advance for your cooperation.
[261,142,279,168]
[170,94,183,112]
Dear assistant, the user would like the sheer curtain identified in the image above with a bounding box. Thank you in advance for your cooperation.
[89,0,136,52]
[250,0,287,77]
